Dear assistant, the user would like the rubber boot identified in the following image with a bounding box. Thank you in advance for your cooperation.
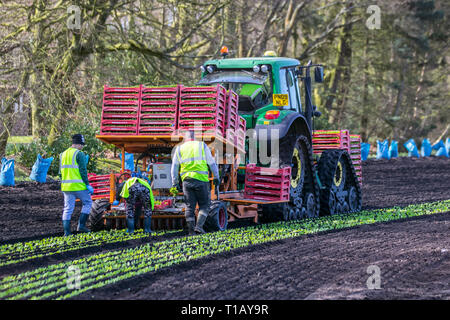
[194,214,207,234]
[126,217,135,234]
[77,213,90,233]
[63,220,71,236]
[186,221,195,236]
[143,217,152,234]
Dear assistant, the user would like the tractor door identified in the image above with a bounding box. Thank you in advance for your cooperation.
[279,68,302,113]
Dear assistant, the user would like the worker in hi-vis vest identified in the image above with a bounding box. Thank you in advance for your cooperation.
[60,134,94,236]
[114,177,155,234]
[171,131,219,235]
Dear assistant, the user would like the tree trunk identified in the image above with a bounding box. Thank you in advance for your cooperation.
[360,38,370,142]
[325,1,353,125]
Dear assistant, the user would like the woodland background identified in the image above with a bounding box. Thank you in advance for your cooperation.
[0,0,448,167]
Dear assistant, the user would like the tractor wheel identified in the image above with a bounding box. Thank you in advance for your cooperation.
[288,142,305,205]
[88,199,110,231]
[348,187,359,212]
[204,200,228,232]
[327,189,338,215]
[305,193,319,218]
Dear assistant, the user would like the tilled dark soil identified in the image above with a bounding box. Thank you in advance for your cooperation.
[0,156,449,300]
[74,211,450,300]
[1,156,449,242]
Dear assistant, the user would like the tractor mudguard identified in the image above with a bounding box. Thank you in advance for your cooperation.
[254,112,312,143]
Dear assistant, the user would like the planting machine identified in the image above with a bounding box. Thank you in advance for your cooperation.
[88,50,362,232]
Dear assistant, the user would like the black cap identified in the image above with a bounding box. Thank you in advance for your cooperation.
[72,134,86,145]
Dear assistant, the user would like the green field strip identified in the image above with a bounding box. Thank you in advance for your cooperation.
[1,200,449,300]
[0,229,180,267]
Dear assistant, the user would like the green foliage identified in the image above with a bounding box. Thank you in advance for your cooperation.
[12,122,108,177]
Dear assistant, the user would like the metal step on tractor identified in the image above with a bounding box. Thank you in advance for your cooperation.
[88,48,362,232]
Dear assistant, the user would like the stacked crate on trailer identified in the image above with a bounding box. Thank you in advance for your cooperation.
[100,86,140,135]
[178,85,226,136]
[138,86,179,136]
[244,164,291,202]
[312,130,350,154]
[350,134,362,185]
[224,90,239,141]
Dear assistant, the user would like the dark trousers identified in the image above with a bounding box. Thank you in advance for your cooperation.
[125,183,152,219]
[182,178,210,223]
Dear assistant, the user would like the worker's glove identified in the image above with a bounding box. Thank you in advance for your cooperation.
[213,178,220,186]
[112,200,119,206]
[87,185,94,195]
[169,187,179,196]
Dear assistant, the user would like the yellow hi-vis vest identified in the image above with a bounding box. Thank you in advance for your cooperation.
[119,177,155,210]
[177,141,209,182]
[60,147,87,192]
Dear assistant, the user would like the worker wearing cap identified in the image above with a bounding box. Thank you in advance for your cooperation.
[171,131,220,235]
[114,176,155,234]
[60,134,94,236]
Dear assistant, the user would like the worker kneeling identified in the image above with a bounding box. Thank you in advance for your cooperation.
[171,131,219,235]
[117,177,155,234]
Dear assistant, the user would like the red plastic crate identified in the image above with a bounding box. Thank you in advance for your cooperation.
[138,86,178,136]
[225,90,238,131]
[312,129,350,154]
[245,173,291,184]
[100,85,140,135]
[88,174,112,200]
[244,164,291,202]
[246,164,291,177]
[246,179,290,190]
[178,85,226,136]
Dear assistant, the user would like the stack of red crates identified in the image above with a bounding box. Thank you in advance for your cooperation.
[244,164,290,201]
[100,86,140,135]
[177,85,226,136]
[350,134,362,185]
[87,173,112,200]
[224,90,239,141]
[138,86,178,135]
[312,130,350,154]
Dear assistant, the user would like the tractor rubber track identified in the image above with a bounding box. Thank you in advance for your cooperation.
[318,149,361,215]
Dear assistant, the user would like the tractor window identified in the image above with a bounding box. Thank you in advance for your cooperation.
[286,68,300,111]
[289,68,302,112]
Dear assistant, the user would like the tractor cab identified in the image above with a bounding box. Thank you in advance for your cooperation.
[198,55,305,114]
[198,52,324,134]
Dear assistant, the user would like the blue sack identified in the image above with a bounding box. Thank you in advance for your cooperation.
[434,140,449,157]
[436,147,449,157]
[376,140,390,159]
[420,139,432,157]
[389,140,398,158]
[361,143,370,161]
[119,152,134,171]
[432,140,445,151]
[404,139,420,158]
[0,157,15,186]
[29,154,54,183]
[446,138,450,155]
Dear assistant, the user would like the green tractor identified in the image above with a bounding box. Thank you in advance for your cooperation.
[197,52,362,221]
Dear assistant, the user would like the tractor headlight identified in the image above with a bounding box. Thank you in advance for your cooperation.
[200,65,206,73]
[206,65,215,73]
[253,65,260,73]
[261,65,269,73]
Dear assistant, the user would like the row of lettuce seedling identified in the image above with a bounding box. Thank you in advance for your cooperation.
[0,229,179,267]
[0,200,448,300]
